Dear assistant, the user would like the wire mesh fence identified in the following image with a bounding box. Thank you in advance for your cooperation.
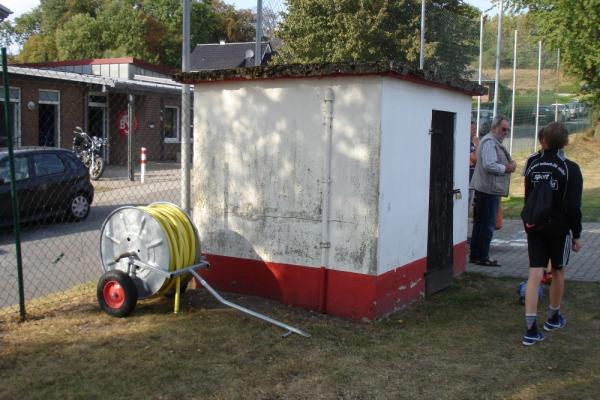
[473,14,592,156]
[1,62,184,320]
[0,1,594,321]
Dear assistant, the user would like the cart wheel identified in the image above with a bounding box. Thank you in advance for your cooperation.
[97,270,138,317]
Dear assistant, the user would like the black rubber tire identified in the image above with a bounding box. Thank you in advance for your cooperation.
[67,193,91,221]
[97,270,138,317]
[90,157,105,180]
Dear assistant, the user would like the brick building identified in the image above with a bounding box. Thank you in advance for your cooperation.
[1,58,184,164]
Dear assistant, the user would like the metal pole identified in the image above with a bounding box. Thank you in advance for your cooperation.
[181,0,191,213]
[493,0,504,119]
[255,0,263,67]
[534,40,542,152]
[419,0,426,70]
[319,88,334,313]
[555,48,560,122]
[476,13,484,136]
[509,30,517,155]
[189,269,310,338]
[2,48,26,320]
[127,94,135,181]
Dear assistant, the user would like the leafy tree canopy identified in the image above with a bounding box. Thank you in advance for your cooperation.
[274,0,480,79]
[2,0,258,68]
[497,0,600,111]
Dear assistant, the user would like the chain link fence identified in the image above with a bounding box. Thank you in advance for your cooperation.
[473,13,592,156]
[1,62,183,320]
[0,1,593,321]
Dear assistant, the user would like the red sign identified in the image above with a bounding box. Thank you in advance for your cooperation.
[117,109,139,137]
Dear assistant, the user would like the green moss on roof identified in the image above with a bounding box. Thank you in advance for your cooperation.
[173,61,486,96]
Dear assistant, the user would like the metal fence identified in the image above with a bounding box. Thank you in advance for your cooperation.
[0,1,593,321]
[1,59,183,320]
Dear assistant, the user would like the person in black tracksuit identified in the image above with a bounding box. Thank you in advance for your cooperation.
[521,122,583,346]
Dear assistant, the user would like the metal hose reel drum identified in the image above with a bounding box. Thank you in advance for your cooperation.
[96,202,310,337]
[98,202,200,316]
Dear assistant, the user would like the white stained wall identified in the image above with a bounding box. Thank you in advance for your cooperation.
[192,77,383,275]
[378,78,471,275]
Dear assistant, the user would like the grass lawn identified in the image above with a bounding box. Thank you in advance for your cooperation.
[1,273,600,400]
[503,132,600,222]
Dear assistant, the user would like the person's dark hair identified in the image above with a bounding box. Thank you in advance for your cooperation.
[537,127,544,143]
[491,115,508,130]
[542,122,569,149]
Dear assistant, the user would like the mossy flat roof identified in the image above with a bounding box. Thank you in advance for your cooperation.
[173,61,486,96]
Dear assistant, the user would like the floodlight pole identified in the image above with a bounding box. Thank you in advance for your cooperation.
[476,13,484,136]
[534,40,542,153]
[419,0,426,70]
[255,0,263,67]
[509,30,517,155]
[493,0,504,119]
[555,48,560,122]
[181,0,191,213]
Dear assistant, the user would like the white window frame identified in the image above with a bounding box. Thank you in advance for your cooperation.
[1,87,21,146]
[163,105,180,143]
[38,89,61,147]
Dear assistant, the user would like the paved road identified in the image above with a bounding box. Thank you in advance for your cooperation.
[0,163,181,308]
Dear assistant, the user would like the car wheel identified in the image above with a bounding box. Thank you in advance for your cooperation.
[68,193,90,221]
[97,270,138,317]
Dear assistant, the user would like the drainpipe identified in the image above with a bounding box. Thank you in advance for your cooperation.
[318,88,334,313]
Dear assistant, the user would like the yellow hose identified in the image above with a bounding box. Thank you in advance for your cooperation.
[139,203,197,313]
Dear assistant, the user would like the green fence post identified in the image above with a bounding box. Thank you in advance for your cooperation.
[2,47,26,321]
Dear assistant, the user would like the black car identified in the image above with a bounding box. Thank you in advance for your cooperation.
[531,105,555,125]
[0,147,94,227]
[472,108,493,136]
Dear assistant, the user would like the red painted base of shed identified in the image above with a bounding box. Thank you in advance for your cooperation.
[197,241,467,320]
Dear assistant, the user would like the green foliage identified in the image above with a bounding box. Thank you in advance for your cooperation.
[6,0,257,68]
[498,1,600,113]
[55,14,104,60]
[274,0,479,79]
[480,13,556,70]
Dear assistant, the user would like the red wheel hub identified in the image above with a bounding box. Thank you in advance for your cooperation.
[103,280,126,309]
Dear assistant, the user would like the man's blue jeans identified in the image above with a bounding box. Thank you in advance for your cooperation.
[470,190,500,261]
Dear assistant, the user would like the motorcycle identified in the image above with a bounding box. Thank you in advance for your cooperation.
[72,126,106,180]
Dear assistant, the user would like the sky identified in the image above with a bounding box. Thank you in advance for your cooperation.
[2,0,499,22]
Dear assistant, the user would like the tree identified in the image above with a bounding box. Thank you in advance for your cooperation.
[55,14,105,60]
[274,0,478,79]
[500,1,600,115]
[6,0,257,67]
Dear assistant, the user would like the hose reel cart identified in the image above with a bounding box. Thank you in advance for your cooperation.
[97,202,309,338]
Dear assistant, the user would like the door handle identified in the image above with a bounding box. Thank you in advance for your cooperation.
[450,188,462,200]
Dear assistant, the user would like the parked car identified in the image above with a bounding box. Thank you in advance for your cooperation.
[550,103,570,122]
[0,147,94,227]
[472,108,494,136]
[567,102,578,119]
[576,102,588,117]
[531,105,555,125]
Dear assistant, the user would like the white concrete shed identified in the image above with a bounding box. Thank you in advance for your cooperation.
[176,62,484,320]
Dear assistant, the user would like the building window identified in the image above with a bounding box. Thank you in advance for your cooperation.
[39,90,60,104]
[0,87,21,147]
[163,106,179,142]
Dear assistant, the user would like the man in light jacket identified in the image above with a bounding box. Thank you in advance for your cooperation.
[469,116,516,266]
